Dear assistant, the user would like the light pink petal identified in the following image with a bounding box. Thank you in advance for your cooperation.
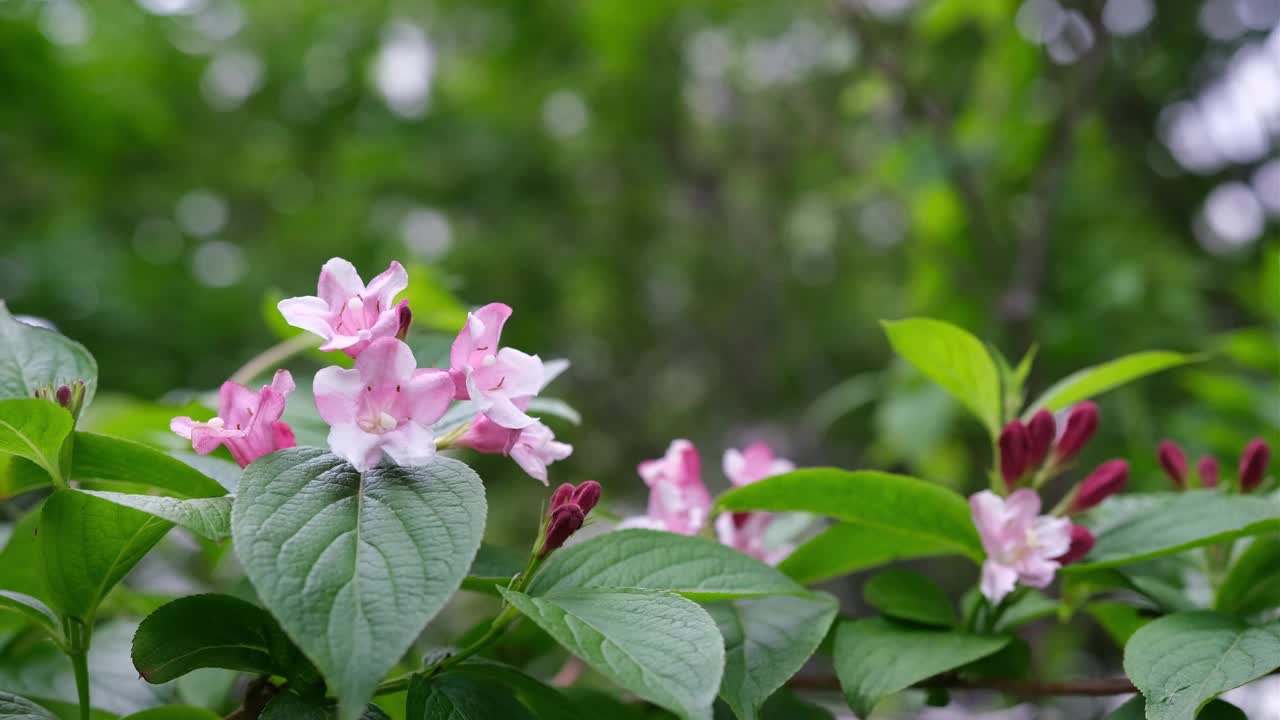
[217,380,259,427]
[170,416,201,440]
[618,516,669,531]
[767,458,796,477]
[1033,516,1073,559]
[1004,488,1043,521]
[510,445,550,484]
[355,337,417,385]
[722,448,747,486]
[269,369,296,398]
[969,491,1006,551]
[714,512,739,547]
[363,261,408,307]
[676,440,703,487]
[317,257,365,309]
[980,560,1019,604]
[272,421,297,450]
[476,391,537,430]
[320,333,363,352]
[540,358,571,391]
[381,422,436,468]
[278,296,334,339]
[313,366,364,425]
[402,369,455,425]
[1017,557,1061,588]
[189,423,242,456]
[327,423,384,472]
[493,348,544,398]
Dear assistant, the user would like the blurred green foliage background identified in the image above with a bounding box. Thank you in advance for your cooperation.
[1,0,1277,507]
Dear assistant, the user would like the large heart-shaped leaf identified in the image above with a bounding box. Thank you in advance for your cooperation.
[0,400,72,485]
[499,587,724,720]
[40,489,173,621]
[0,302,97,407]
[707,593,837,720]
[1105,696,1246,720]
[1025,350,1198,415]
[716,470,982,563]
[80,491,232,542]
[406,672,535,720]
[71,433,226,499]
[1124,611,1280,720]
[132,594,316,685]
[528,529,804,600]
[833,618,1009,718]
[1069,492,1280,571]
[231,448,486,720]
[778,523,960,584]
[881,318,1001,436]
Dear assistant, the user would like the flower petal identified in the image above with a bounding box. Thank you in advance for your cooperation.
[327,423,384,472]
[402,369,455,425]
[313,366,364,425]
[363,261,408,308]
[381,422,436,468]
[980,560,1018,604]
[317,257,365,309]
[277,296,334,339]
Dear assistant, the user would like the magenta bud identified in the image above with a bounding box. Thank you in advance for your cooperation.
[1053,402,1099,464]
[55,385,72,407]
[548,483,575,511]
[1239,438,1271,493]
[998,420,1030,489]
[1198,455,1219,489]
[1026,409,1056,468]
[571,480,601,514]
[541,504,585,557]
[1055,525,1095,565]
[1071,460,1128,513]
[731,511,751,529]
[395,301,413,341]
[1157,440,1188,489]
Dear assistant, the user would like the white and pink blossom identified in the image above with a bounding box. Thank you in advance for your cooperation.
[448,303,544,429]
[457,414,572,484]
[171,370,297,468]
[970,489,1073,604]
[622,440,712,536]
[716,443,796,564]
[278,258,410,358]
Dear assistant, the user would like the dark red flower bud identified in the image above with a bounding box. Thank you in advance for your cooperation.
[1070,460,1128,513]
[1157,440,1188,489]
[395,302,413,341]
[1053,402,1098,464]
[55,385,72,407]
[541,504,585,557]
[1197,455,1219,489]
[571,480,601,514]
[1026,409,1056,468]
[1055,525,1095,565]
[548,483,575,511]
[998,420,1030,489]
[1239,438,1272,493]
[731,512,751,529]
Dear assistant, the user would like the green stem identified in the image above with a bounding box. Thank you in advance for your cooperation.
[65,617,91,720]
[229,334,320,386]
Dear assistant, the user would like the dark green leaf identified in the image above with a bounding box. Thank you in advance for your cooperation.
[259,693,390,720]
[992,590,1059,631]
[133,593,317,685]
[707,593,837,720]
[0,591,60,640]
[1106,696,1246,720]
[1124,611,1280,720]
[40,488,172,620]
[120,709,223,720]
[0,692,58,720]
[0,400,72,484]
[71,433,227,499]
[499,587,723,720]
[1025,351,1199,415]
[406,672,534,720]
[862,569,956,627]
[0,302,97,408]
[0,505,49,602]
[778,523,960,584]
[1216,536,1280,615]
[881,318,1001,436]
[833,618,1009,718]
[446,661,587,720]
[757,691,833,720]
[80,490,231,542]
[528,529,805,600]
[232,448,486,720]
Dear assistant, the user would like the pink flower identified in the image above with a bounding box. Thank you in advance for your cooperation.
[171,370,297,468]
[449,303,544,429]
[722,442,795,487]
[622,440,712,535]
[278,258,410,358]
[313,337,453,472]
[457,414,573,484]
[970,489,1072,604]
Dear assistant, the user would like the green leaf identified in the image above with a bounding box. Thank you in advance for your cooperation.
[833,618,1010,718]
[1069,492,1280,571]
[40,488,172,620]
[259,693,390,720]
[406,672,535,720]
[445,661,587,720]
[79,490,232,542]
[0,455,54,499]
[1124,611,1280,720]
[1025,350,1199,415]
[461,544,525,594]
[1106,696,1246,720]
[0,591,60,640]
[0,302,97,408]
[231,448,486,720]
[862,569,956,627]
[1216,536,1280,615]
[0,693,57,720]
[992,590,1059,632]
[120,709,223,720]
[132,594,317,685]
[778,523,959,584]
[716,470,982,564]
[528,529,805,600]
[499,587,724,720]
[0,400,72,483]
[707,593,837,720]
[0,505,49,602]
[71,433,227,499]
[881,318,1002,436]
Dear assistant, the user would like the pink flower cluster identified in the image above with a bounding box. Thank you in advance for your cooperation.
[622,439,797,565]
[172,258,571,480]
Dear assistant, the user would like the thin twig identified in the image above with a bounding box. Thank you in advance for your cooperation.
[229,334,320,386]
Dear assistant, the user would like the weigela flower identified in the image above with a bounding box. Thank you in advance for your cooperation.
[716,443,797,564]
[457,414,573,484]
[313,337,453,472]
[449,303,544,429]
[171,370,297,468]
[622,440,712,536]
[970,489,1072,604]
[278,258,410,358]
[722,442,795,487]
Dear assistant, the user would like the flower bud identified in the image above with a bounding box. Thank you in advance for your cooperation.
[541,504,585,557]
[998,420,1030,489]
[571,480,601,514]
[1197,455,1219,489]
[395,303,413,341]
[1026,409,1056,468]
[1157,440,1188,489]
[1055,525,1095,565]
[1239,438,1272,493]
[1070,460,1128,513]
[33,380,86,421]
[549,482,575,511]
[55,385,72,407]
[1053,402,1098,465]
